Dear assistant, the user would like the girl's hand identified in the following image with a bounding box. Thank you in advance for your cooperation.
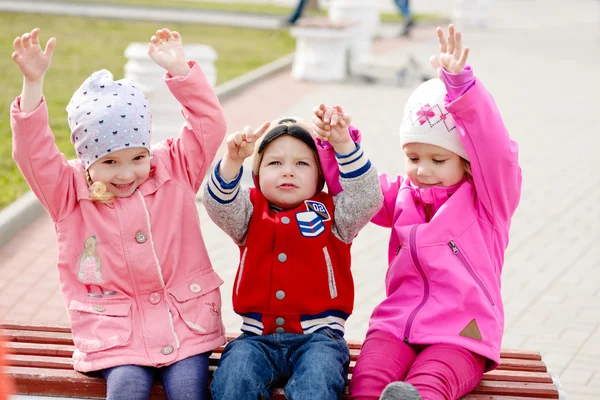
[312,104,354,154]
[12,28,56,82]
[430,24,469,76]
[148,28,190,77]
[225,121,271,164]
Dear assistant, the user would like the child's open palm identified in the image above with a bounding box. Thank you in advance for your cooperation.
[225,121,271,164]
[430,24,469,76]
[148,28,187,74]
[12,28,56,82]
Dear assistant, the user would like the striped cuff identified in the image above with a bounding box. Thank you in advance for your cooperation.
[301,310,349,336]
[336,142,372,179]
[241,313,264,335]
[206,160,243,204]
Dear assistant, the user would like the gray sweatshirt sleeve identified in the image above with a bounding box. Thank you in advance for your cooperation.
[202,161,253,246]
[332,143,384,244]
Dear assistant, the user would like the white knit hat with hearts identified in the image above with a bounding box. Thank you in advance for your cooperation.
[399,78,469,161]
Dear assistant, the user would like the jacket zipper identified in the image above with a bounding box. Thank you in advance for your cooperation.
[448,241,495,306]
[384,245,402,284]
[403,225,429,343]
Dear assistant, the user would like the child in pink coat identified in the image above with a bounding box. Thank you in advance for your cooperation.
[314,25,522,400]
[10,28,227,400]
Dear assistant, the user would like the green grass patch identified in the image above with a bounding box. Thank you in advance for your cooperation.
[0,12,295,209]
[63,0,443,23]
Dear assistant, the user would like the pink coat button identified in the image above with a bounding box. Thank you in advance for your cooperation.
[149,292,162,305]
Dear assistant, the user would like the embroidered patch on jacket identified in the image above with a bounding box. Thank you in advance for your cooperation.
[296,211,326,237]
[459,319,482,341]
[77,235,116,298]
[206,302,220,316]
[304,200,331,221]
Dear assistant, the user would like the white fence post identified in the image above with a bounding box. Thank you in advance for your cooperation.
[124,43,217,144]
[328,0,380,73]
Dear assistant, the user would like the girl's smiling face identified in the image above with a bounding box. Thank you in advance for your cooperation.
[88,147,151,197]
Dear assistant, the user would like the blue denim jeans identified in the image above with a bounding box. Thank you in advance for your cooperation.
[101,352,211,400]
[211,329,350,400]
[394,0,411,18]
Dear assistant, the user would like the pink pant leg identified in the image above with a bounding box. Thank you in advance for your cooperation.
[349,331,417,400]
[405,343,486,400]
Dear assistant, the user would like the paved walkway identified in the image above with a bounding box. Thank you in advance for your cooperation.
[2,0,600,398]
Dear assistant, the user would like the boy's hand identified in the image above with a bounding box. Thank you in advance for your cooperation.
[148,28,190,77]
[312,104,355,154]
[430,24,469,76]
[12,28,56,82]
[224,121,271,164]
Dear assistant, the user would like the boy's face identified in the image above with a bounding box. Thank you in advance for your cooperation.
[88,147,151,197]
[403,142,465,187]
[259,135,319,209]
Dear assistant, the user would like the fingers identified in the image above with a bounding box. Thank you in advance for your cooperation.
[313,125,331,140]
[313,103,326,117]
[155,28,177,43]
[323,107,335,124]
[250,121,271,142]
[447,24,455,55]
[436,27,447,54]
[458,47,470,69]
[454,31,462,59]
[21,32,32,49]
[30,28,40,45]
[13,36,23,51]
[339,112,352,127]
[330,105,344,126]
[312,114,329,130]
[44,37,56,59]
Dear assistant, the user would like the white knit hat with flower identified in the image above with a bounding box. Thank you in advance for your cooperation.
[399,78,469,161]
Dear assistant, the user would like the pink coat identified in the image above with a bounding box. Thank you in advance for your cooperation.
[369,75,522,369]
[11,62,228,372]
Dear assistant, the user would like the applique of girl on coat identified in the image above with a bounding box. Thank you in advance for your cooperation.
[77,235,116,298]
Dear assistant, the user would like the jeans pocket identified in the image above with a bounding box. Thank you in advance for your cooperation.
[167,271,224,335]
[68,299,132,353]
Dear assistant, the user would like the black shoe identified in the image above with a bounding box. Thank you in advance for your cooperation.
[400,17,415,37]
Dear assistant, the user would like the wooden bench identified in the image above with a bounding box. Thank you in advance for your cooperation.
[2,322,560,399]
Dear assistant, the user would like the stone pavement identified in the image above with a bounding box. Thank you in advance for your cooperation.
[2,0,600,398]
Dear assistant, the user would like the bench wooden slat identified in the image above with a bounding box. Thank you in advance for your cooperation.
[6,342,75,358]
[7,354,73,369]
[471,380,559,399]
[483,370,553,384]
[462,395,556,400]
[497,358,548,373]
[8,366,166,399]
[1,329,73,345]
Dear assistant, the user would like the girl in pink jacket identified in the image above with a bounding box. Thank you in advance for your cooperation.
[314,25,522,400]
[10,28,227,400]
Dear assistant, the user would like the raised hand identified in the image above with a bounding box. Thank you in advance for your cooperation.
[147,28,189,76]
[12,28,56,82]
[312,104,355,154]
[225,122,271,163]
[430,24,469,76]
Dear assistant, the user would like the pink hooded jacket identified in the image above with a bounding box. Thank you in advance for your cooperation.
[320,68,521,369]
[10,62,228,372]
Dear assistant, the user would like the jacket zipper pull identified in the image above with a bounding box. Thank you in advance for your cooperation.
[448,241,459,254]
